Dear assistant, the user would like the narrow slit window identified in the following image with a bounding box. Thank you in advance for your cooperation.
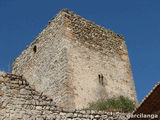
[33,46,37,53]
[98,74,104,86]
[101,75,104,85]
[98,74,101,82]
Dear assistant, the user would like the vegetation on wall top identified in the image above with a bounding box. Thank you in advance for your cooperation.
[87,96,136,113]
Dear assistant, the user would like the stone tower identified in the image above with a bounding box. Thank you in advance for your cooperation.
[12,9,138,109]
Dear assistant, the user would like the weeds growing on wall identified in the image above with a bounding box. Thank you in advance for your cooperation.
[88,96,136,113]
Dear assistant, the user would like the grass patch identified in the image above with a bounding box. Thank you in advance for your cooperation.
[88,96,136,113]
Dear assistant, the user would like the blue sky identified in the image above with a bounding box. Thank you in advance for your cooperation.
[0,0,159,103]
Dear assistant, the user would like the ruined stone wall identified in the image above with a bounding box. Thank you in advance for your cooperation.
[12,11,72,108]
[0,74,124,120]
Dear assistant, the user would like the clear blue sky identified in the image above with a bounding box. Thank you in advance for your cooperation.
[0,0,159,103]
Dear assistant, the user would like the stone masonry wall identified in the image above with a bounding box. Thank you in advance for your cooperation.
[63,10,138,108]
[65,38,137,109]
[0,73,125,120]
[64,9,124,57]
[12,11,73,109]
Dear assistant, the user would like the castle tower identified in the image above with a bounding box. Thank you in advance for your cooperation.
[12,9,138,109]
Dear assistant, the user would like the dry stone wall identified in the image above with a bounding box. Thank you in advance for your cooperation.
[0,73,125,120]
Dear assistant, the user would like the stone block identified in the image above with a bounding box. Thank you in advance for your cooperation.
[0,101,2,107]
[66,113,74,118]
[0,77,3,84]
[0,90,3,96]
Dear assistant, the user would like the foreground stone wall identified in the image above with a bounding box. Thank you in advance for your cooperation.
[0,74,124,120]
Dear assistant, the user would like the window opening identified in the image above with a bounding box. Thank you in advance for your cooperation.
[33,46,37,53]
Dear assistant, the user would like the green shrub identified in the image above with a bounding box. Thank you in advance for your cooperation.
[88,96,136,113]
